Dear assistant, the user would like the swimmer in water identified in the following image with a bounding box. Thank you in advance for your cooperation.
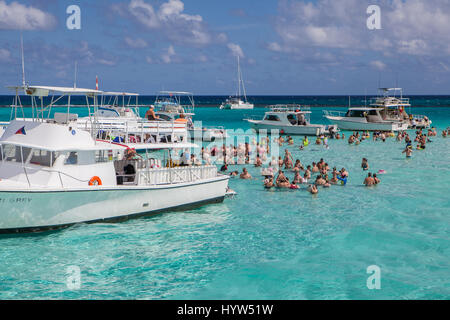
[264,176,274,189]
[230,170,239,177]
[314,175,326,186]
[364,172,375,187]
[289,180,300,189]
[240,168,252,179]
[276,170,290,188]
[402,145,413,157]
[312,162,320,173]
[361,158,369,171]
[373,173,380,185]
[308,184,318,194]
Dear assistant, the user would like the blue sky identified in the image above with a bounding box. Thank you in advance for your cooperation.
[1,0,450,95]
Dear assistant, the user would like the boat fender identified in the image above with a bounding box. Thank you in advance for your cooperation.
[89,176,102,186]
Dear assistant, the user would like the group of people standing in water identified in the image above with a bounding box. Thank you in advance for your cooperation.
[216,123,449,195]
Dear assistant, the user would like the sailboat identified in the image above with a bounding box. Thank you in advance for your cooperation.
[220,56,254,110]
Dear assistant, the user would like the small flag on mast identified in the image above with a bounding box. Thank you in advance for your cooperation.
[96,75,99,90]
[15,126,26,135]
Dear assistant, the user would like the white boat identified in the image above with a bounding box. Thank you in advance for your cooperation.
[0,86,229,234]
[220,56,254,110]
[370,88,432,129]
[154,91,228,142]
[323,88,430,131]
[323,107,409,131]
[245,105,337,136]
[76,91,189,149]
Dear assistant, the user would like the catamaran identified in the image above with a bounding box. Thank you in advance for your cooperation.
[245,104,337,136]
[0,85,229,234]
[220,56,254,110]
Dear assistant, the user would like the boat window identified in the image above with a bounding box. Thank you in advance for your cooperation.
[264,115,281,121]
[2,144,24,163]
[348,110,366,117]
[287,114,297,125]
[158,114,173,121]
[368,110,378,116]
[95,150,110,163]
[29,149,52,167]
[64,152,78,165]
[0,145,2,161]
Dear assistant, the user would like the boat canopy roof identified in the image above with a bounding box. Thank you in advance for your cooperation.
[348,107,381,111]
[123,142,199,150]
[267,104,311,113]
[7,85,103,97]
[102,91,139,96]
[0,120,125,152]
[158,91,193,96]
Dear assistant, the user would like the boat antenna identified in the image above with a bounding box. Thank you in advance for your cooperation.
[20,34,26,88]
[364,88,367,107]
[73,61,78,89]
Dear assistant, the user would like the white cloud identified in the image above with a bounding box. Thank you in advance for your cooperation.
[271,0,450,57]
[161,45,176,63]
[0,48,11,62]
[127,0,211,46]
[227,43,244,58]
[128,0,159,28]
[370,60,386,70]
[124,37,148,48]
[0,0,56,30]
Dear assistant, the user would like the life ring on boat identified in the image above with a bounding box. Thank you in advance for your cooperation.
[89,176,102,186]
[280,129,285,134]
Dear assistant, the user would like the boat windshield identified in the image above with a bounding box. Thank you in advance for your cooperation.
[0,144,57,167]
[346,110,377,117]
[264,115,281,121]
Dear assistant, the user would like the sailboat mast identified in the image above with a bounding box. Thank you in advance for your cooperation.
[21,35,25,88]
[237,55,241,99]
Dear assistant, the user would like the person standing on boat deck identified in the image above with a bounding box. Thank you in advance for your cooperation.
[145,105,159,121]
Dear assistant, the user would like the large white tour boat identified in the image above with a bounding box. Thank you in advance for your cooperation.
[0,86,229,234]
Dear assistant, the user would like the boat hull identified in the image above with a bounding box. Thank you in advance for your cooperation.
[0,176,229,233]
[324,116,409,131]
[220,103,254,110]
[248,120,327,136]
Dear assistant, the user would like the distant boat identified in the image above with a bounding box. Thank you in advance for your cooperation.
[220,56,254,110]
[245,104,337,136]
[322,88,420,131]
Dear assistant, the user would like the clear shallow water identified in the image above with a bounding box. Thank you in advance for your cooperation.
[0,97,449,300]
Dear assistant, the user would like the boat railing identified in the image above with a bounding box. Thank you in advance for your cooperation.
[22,165,91,188]
[136,165,218,185]
[323,110,347,118]
[370,97,411,106]
[267,105,311,112]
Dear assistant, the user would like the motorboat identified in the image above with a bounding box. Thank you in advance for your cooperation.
[245,104,337,136]
[323,88,430,131]
[76,91,189,149]
[153,91,228,142]
[0,85,229,234]
[220,56,253,110]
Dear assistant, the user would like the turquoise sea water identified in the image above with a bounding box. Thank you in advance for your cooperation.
[0,96,449,299]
